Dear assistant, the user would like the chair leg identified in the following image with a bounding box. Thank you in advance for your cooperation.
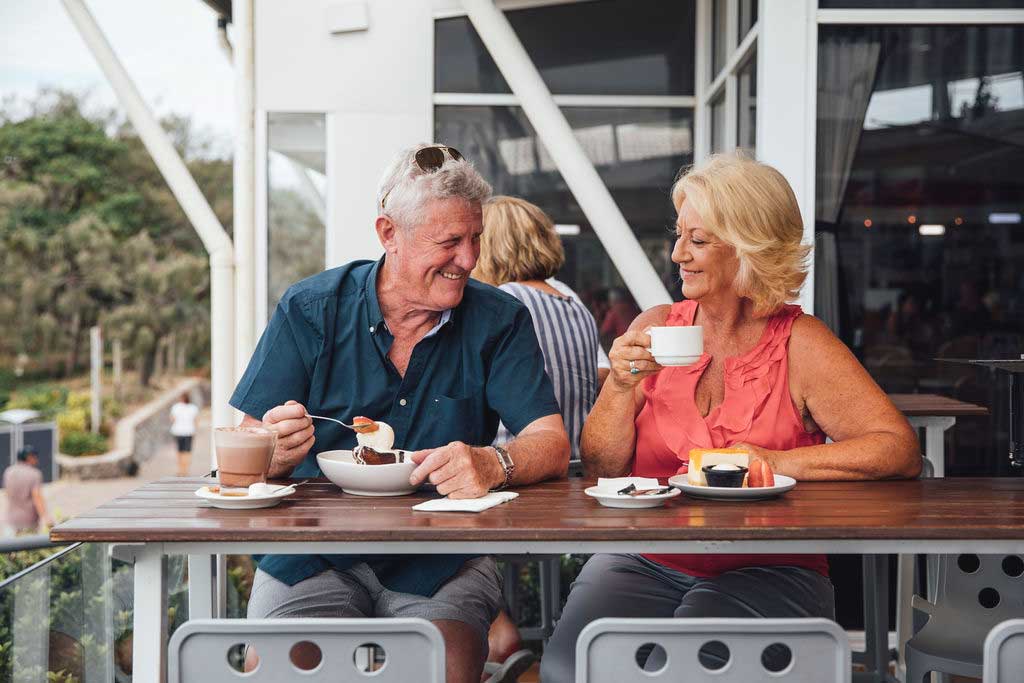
[861,555,891,682]
[904,648,930,683]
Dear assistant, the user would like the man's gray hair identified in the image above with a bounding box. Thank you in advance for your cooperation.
[376,143,492,229]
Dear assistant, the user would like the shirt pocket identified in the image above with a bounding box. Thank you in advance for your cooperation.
[428,390,490,446]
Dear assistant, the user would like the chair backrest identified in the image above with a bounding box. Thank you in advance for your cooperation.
[983,619,1024,682]
[575,618,850,683]
[168,618,444,683]
[934,554,1024,626]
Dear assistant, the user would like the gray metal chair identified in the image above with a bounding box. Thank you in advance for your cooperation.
[168,618,444,682]
[983,619,1024,682]
[905,554,1024,682]
[575,618,851,683]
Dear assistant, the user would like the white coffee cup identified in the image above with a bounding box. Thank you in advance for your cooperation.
[647,326,703,366]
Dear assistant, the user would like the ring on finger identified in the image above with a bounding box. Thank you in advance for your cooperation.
[629,360,639,375]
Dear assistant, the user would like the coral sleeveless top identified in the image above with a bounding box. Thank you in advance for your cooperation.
[634,300,829,578]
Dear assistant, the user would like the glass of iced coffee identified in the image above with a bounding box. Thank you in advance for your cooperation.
[214,426,277,489]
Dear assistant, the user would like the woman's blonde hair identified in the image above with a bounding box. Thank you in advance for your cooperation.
[671,151,810,316]
[474,196,565,285]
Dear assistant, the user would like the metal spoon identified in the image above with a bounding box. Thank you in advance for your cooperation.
[306,413,358,430]
[274,478,312,495]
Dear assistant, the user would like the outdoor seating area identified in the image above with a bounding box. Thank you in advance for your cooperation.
[3,0,1024,682]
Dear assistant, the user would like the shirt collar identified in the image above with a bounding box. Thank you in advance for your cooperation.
[364,255,453,338]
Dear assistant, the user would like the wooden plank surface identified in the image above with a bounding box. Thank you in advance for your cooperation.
[888,393,988,417]
[50,477,1024,543]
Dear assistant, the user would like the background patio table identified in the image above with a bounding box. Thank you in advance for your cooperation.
[52,476,1024,683]
[888,393,988,478]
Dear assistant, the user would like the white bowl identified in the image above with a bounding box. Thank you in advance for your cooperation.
[654,354,702,367]
[316,449,418,497]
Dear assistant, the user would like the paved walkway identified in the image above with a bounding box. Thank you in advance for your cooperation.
[37,408,213,525]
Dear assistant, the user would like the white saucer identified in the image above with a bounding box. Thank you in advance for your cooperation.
[584,485,681,509]
[653,354,702,367]
[668,474,796,501]
[194,484,295,509]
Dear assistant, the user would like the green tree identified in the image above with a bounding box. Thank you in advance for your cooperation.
[0,90,231,385]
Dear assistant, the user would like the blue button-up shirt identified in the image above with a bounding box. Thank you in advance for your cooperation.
[230,257,561,596]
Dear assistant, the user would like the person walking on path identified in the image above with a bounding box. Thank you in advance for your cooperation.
[170,393,200,477]
[3,445,53,534]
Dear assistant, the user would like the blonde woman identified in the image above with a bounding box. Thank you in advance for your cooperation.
[474,196,602,464]
[539,152,920,681]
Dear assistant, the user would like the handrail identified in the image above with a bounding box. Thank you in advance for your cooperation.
[0,534,66,553]
[0,542,81,592]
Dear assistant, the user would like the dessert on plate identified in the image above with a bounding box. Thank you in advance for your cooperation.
[687,447,775,488]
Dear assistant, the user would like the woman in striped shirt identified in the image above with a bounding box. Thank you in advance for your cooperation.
[474,195,602,464]
[473,195,602,681]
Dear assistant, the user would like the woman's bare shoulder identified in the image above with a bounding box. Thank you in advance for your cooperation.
[627,304,673,332]
[789,313,860,374]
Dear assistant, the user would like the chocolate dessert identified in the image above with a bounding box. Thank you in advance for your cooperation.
[353,445,406,465]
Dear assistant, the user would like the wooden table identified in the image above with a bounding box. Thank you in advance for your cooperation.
[889,393,988,478]
[52,476,1024,683]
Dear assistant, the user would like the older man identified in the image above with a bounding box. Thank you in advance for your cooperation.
[231,143,570,681]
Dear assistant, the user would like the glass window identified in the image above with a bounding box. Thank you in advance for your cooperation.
[815,24,1024,476]
[710,92,727,153]
[711,0,729,78]
[738,0,759,42]
[267,113,326,316]
[435,105,692,342]
[435,0,695,96]
[820,0,1024,7]
[737,54,757,151]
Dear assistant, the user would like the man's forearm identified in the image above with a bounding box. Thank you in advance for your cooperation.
[505,429,569,486]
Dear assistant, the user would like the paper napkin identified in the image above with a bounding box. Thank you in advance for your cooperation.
[412,491,519,512]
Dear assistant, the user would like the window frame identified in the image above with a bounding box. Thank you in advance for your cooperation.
[696,0,760,160]
[430,0,700,309]
[257,110,331,324]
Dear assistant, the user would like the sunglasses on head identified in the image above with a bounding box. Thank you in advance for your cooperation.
[381,145,464,210]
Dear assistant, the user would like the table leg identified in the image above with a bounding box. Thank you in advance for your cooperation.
[908,416,956,479]
[187,554,215,619]
[216,554,228,617]
[133,546,168,683]
[895,554,913,682]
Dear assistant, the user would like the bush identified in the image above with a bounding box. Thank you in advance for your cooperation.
[103,397,124,419]
[66,390,91,412]
[56,409,87,435]
[5,385,68,418]
[59,431,108,457]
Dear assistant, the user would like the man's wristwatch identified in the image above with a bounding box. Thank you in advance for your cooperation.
[490,445,515,490]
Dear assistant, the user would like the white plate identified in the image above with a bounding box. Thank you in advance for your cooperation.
[317,449,418,497]
[653,354,702,367]
[585,485,681,509]
[194,484,295,509]
[668,474,797,500]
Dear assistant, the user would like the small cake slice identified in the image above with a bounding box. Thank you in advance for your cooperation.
[353,445,406,465]
[687,447,750,486]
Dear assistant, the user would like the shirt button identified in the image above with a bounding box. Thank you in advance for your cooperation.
[399,398,407,406]
[369,326,375,333]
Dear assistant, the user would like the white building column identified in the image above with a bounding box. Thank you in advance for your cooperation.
[757,0,819,312]
[234,0,258,379]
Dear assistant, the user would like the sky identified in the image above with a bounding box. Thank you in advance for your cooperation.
[0,0,235,157]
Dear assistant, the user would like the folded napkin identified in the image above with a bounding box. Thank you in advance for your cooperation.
[596,477,661,494]
[412,491,519,512]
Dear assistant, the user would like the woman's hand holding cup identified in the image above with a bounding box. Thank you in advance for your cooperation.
[608,329,663,390]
